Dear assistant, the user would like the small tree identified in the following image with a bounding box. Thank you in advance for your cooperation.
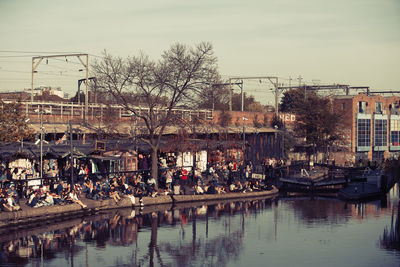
[231,92,264,111]
[280,88,344,160]
[247,102,265,112]
[92,43,218,185]
[218,110,232,127]
[263,113,269,127]
[270,114,283,129]
[0,100,34,142]
[293,94,343,159]
[253,114,263,128]
[279,88,317,113]
[197,83,230,110]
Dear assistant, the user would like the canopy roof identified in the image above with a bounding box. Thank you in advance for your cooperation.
[0,136,246,161]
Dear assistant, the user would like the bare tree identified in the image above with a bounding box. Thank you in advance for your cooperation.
[92,42,219,183]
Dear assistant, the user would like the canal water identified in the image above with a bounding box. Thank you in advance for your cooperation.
[1,186,400,267]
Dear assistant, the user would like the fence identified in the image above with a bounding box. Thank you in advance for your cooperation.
[4,101,214,125]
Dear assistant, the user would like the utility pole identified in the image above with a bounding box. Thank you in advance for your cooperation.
[40,107,43,185]
[240,80,244,111]
[297,75,302,86]
[268,77,279,115]
[297,75,306,100]
[212,81,243,111]
[78,77,97,106]
[35,105,51,185]
[69,120,74,188]
[31,53,89,113]
[229,88,233,111]
[230,76,279,115]
[242,117,248,162]
[31,57,43,103]
[211,89,214,110]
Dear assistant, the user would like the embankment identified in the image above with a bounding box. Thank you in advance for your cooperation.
[0,187,278,229]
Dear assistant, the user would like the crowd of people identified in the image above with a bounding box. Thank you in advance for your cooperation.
[0,158,282,213]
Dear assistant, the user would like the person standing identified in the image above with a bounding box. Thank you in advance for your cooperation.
[165,169,173,190]
[180,167,188,186]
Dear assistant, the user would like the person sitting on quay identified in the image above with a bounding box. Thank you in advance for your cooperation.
[7,183,19,203]
[1,192,21,211]
[216,185,226,194]
[82,179,94,199]
[68,189,87,209]
[42,191,55,206]
[231,181,243,193]
[56,180,67,195]
[27,190,41,208]
[205,181,217,194]
[193,184,204,195]
[124,184,136,205]
[109,182,122,204]
[193,168,204,186]
[27,183,64,208]
[242,181,252,193]
[147,176,156,188]
[173,181,182,195]
[229,182,237,192]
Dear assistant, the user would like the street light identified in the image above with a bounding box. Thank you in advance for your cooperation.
[242,117,248,162]
[35,106,51,184]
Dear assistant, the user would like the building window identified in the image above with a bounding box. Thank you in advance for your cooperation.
[391,131,399,146]
[358,101,367,114]
[374,119,387,147]
[375,102,383,114]
[390,102,400,115]
[357,118,371,147]
[390,117,400,147]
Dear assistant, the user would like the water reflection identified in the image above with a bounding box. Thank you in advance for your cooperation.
[0,200,274,267]
[380,201,400,251]
[1,191,399,266]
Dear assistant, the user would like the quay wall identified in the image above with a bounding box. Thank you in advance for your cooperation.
[0,188,278,229]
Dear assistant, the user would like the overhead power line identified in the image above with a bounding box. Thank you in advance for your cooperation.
[0,50,83,54]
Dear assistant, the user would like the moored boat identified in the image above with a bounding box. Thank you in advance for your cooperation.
[337,182,384,201]
[338,169,387,201]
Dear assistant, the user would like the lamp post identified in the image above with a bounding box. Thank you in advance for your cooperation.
[69,120,74,188]
[40,110,43,184]
[242,117,248,162]
[274,125,283,159]
[35,106,51,185]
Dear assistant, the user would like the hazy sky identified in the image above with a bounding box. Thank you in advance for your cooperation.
[0,0,399,104]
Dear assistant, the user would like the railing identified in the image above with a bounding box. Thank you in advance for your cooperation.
[3,100,214,124]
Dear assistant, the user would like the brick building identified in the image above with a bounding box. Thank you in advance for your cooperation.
[333,93,400,162]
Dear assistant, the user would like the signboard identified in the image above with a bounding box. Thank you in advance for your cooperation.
[252,173,265,180]
[95,141,106,151]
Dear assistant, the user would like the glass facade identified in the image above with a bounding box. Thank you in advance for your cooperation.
[374,118,387,148]
[357,118,371,150]
[390,115,400,150]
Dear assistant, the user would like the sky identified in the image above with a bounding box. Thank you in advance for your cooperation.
[0,0,399,104]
